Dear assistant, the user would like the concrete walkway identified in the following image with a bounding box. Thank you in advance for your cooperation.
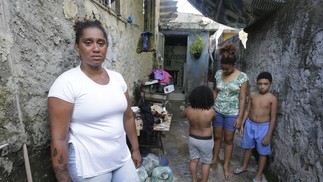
[161,101,263,182]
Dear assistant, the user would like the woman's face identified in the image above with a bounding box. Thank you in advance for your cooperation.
[75,27,108,67]
[221,64,235,75]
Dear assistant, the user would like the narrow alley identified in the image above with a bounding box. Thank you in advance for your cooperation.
[159,101,277,182]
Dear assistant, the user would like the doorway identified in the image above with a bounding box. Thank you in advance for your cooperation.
[163,35,188,92]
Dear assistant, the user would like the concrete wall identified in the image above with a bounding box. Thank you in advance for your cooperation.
[185,32,209,94]
[241,0,323,181]
[0,0,154,180]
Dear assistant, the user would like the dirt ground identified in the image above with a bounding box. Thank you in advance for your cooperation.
[150,101,271,182]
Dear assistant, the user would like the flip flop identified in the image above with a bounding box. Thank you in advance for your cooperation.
[233,168,248,175]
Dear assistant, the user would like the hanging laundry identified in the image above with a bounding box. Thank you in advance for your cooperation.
[152,69,164,81]
[159,70,172,84]
[149,68,172,85]
[136,32,156,53]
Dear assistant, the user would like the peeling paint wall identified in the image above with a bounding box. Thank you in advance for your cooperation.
[241,0,323,181]
[0,0,154,180]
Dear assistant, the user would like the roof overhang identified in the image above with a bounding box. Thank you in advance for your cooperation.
[159,13,239,32]
[187,0,286,29]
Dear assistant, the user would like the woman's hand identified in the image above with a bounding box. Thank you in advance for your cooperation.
[234,117,242,129]
[131,149,142,168]
[239,126,244,137]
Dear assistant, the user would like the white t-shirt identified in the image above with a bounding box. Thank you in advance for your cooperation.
[48,65,131,178]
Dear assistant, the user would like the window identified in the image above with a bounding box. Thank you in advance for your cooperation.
[96,0,120,15]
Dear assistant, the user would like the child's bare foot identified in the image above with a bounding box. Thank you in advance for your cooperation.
[224,168,234,179]
[192,178,198,182]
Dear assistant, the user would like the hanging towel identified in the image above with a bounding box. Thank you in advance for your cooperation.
[136,32,156,53]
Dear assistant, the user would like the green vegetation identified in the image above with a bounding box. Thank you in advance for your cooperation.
[189,34,207,58]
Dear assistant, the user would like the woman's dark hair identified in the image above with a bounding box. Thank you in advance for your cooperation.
[219,43,237,65]
[257,72,272,83]
[189,85,214,110]
[73,20,107,44]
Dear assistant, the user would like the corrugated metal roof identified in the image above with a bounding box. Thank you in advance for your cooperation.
[187,0,286,28]
[159,0,178,21]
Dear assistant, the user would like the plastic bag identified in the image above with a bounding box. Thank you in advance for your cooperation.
[159,155,169,166]
[142,153,160,176]
[137,165,148,182]
[151,166,174,182]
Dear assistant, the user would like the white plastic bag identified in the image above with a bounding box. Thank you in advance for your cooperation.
[142,153,160,176]
[137,165,148,182]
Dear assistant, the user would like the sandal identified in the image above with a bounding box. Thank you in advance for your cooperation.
[233,168,248,175]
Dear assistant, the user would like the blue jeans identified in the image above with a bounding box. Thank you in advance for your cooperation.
[68,143,139,182]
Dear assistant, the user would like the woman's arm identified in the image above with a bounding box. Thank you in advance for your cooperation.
[234,81,248,129]
[123,91,141,168]
[48,97,74,182]
[242,92,252,125]
[213,80,218,99]
[213,71,219,99]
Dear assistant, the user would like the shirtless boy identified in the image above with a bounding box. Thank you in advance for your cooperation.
[181,85,216,182]
[234,72,278,182]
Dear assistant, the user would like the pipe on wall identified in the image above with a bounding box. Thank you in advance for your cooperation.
[23,143,33,182]
[0,143,9,150]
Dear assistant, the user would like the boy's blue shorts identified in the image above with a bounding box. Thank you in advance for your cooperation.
[212,112,237,132]
[241,118,271,155]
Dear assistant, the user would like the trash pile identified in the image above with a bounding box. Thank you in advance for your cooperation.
[137,153,173,182]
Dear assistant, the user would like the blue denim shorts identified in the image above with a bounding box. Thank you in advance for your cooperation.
[68,143,139,182]
[212,112,237,131]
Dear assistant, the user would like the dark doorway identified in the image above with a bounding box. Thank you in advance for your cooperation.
[164,35,188,89]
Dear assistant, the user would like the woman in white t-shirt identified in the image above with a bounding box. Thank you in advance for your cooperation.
[48,20,141,182]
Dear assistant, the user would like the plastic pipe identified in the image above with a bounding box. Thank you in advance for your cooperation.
[0,143,9,150]
[23,143,33,182]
